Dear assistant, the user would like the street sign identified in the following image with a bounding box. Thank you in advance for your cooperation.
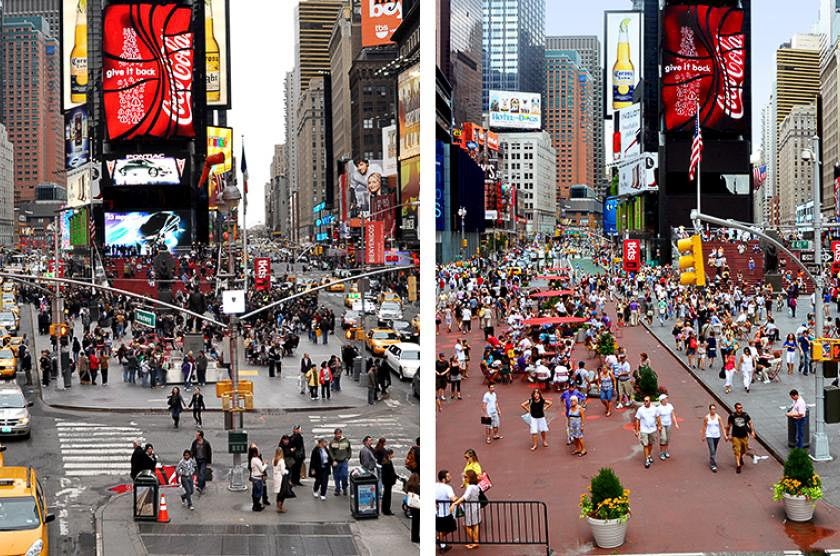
[800,251,816,264]
[228,431,248,454]
[134,309,156,328]
[791,240,811,250]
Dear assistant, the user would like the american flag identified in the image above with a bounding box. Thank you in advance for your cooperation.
[753,164,767,189]
[688,107,703,181]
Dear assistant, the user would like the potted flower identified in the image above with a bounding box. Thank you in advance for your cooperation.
[772,448,823,522]
[579,467,630,548]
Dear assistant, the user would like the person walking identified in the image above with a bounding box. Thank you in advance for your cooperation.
[188,387,206,427]
[435,470,458,552]
[797,331,811,375]
[366,364,377,405]
[613,353,632,408]
[309,437,333,500]
[195,351,208,386]
[380,449,398,515]
[450,469,482,550]
[448,356,462,400]
[167,387,186,429]
[88,350,99,385]
[271,446,290,513]
[359,436,377,474]
[328,428,351,496]
[318,362,332,400]
[248,444,268,511]
[655,394,679,460]
[99,350,110,385]
[783,334,797,375]
[597,364,616,417]
[520,389,553,451]
[481,384,502,444]
[726,402,757,473]
[737,346,754,393]
[190,430,212,494]
[634,395,659,468]
[722,351,736,394]
[702,403,728,472]
[786,389,808,448]
[305,364,319,400]
[436,353,450,411]
[299,353,312,395]
[176,449,196,510]
[567,396,586,456]
[288,425,305,487]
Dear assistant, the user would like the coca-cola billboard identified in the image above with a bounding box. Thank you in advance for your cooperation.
[102,3,195,142]
[661,5,747,134]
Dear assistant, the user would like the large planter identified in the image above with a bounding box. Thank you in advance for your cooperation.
[782,492,816,522]
[587,515,628,549]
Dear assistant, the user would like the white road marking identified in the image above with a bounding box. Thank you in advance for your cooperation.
[65,469,130,476]
[63,462,131,469]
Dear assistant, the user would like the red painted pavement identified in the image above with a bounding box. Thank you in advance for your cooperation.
[435,312,840,554]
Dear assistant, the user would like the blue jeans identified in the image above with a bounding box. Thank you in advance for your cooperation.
[333,461,348,494]
[251,478,264,507]
[799,352,811,375]
[196,460,207,491]
[795,418,807,448]
[181,475,194,506]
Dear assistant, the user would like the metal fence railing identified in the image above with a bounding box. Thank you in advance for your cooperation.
[435,500,550,555]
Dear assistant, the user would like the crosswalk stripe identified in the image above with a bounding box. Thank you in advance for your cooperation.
[61,449,135,455]
[55,425,142,431]
[61,444,137,449]
[66,470,129,476]
[56,419,145,478]
[63,462,131,469]
[62,456,133,462]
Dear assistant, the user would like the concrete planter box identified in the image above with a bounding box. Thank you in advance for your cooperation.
[587,516,628,548]
[782,492,816,522]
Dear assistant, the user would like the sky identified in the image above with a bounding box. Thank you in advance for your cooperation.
[227,0,296,227]
[545,0,822,152]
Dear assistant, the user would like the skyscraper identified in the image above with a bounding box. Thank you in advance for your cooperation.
[295,0,345,92]
[482,0,545,111]
[777,104,816,225]
[775,35,822,129]
[544,49,593,204]
[446,0,483,125]
[1,15,63,204]
[0,123,14,244]
[3,0,59,38]
[545,35,604,197]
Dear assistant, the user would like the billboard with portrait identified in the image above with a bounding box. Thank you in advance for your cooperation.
[399,156,419,241]
[360,0,403,47]
[371,192,396,241]
[104,153,187,187]
[205,0,231,107]
[65,105,90,170]
[398,64,420,160]
[604,11,642,119]
[488,91,541,130]
[346,159,388,219]
[104,210,191,253]
[61,0,89,112]
[661,5,747,133]
[102,2,195,142]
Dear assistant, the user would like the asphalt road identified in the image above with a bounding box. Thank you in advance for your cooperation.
[3,279,419,555]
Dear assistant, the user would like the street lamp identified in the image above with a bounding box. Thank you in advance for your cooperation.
[801,136,832,461]
[458,206,467,255]
[221,182,248,489]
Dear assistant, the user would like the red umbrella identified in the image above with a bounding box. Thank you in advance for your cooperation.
[535,275,569,281]
[523,316,588,326]
[529,289,576,298]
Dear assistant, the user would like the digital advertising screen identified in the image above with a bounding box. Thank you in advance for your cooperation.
[604,11,642,119]
[361,0,403,47]
[105,210,191,252]
[102,2,195,142]
[61,0,89,111]
[205,0,231,107]
[104,154,186,186]
[661,4,747,133]
[488,91,542,130]
[64,105,90,170]
[398,64,420,160]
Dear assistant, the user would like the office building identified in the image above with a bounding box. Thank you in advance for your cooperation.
[776,35,822,129]
[498,130,556,234]
[3,0,58,37]
[777,104,816,226]
[482,0,545,111]
[296,0,345,90]
[544,49,593,203]
[265,143,288,234]
[821,41,840,217]
[284,71,299,242]
[441,0,483,125]
[296,77,327,240]
[545,35,605,197]
[349,48,397,162]
[0,124,13,244]
[329,4,356,165]
[1,15,63,204]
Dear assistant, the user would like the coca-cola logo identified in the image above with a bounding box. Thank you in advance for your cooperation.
[161,33,194,127]
[713,34,745,120]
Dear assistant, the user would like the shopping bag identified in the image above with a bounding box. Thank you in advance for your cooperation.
[477,472,492,492]
[521,413,532,427]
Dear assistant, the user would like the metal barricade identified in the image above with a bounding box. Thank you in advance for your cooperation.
[435,500,550,555]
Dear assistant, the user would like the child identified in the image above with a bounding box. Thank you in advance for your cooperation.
[697,337,707,370]
[177,449,196,510]
[380,449,398,516]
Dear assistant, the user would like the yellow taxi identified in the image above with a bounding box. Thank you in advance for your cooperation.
[3,337,22,356]
[0,466,54,556]
[327,280,346,293]
[0,349,17,381]
[366,328,400,356]
[378,291,401,306]
[344,289,361,308]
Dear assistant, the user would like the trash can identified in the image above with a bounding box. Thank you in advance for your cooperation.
[353,356,363,382]
[133,470,159,521]
[349,468,379,519]
[825,386,840,424]
[787,408,810,448]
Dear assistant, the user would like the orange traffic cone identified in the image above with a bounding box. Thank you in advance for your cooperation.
[157,493,171,523]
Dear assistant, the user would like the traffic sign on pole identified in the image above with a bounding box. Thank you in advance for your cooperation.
[134,309,156,328]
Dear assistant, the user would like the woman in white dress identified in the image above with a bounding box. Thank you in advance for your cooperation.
[450,469,482,549]
[737,346,754,393]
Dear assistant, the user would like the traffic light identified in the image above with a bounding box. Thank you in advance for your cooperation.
[677,235,706,287]
[49,323,71,337]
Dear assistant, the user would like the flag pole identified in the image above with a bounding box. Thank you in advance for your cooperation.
[696,101,701,221]
[241,135,248,291]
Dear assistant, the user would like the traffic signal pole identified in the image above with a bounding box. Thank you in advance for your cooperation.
[52,215,65,390]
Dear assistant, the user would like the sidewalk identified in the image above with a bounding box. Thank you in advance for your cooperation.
[642,299,840,510]
[96,479,413,556]
[26,306,374,412]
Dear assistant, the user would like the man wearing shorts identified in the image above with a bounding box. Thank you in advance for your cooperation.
[482,384,503,444]
[435,470,457,552]
[634,396,659,468]
[614,353,632,408]
[655,394,679,460]
[726,402,756,473]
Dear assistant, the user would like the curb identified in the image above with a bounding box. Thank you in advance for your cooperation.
[40,402,359,414]
[639,319,786,467]
[95,491,146,556]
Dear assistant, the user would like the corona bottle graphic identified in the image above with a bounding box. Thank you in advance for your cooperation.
[612,17,635,110]
[69,0,88,104]
[206,0,221,103]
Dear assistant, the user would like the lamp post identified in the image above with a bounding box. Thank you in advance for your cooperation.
[221,181,248,489]
[801,137,832,461]
[458,206,467,257]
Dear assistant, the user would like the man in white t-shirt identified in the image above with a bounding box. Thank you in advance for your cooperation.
[482,384,502,444]
[435,470,457,551]
[634,396,660,468]
[613,354,632,408]
[655,394,679,461]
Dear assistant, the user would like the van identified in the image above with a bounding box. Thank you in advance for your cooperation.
[0,384,32,439]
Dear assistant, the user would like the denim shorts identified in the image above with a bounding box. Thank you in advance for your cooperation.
[599,387,613,401]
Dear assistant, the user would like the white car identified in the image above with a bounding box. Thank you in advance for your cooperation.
[384,342,420,381]
[377,301,403,322]
[351,299,376,314]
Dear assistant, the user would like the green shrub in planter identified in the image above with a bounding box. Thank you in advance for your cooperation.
[634,366,659,402]
[579,467,631,522]
[597,332,616,357]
